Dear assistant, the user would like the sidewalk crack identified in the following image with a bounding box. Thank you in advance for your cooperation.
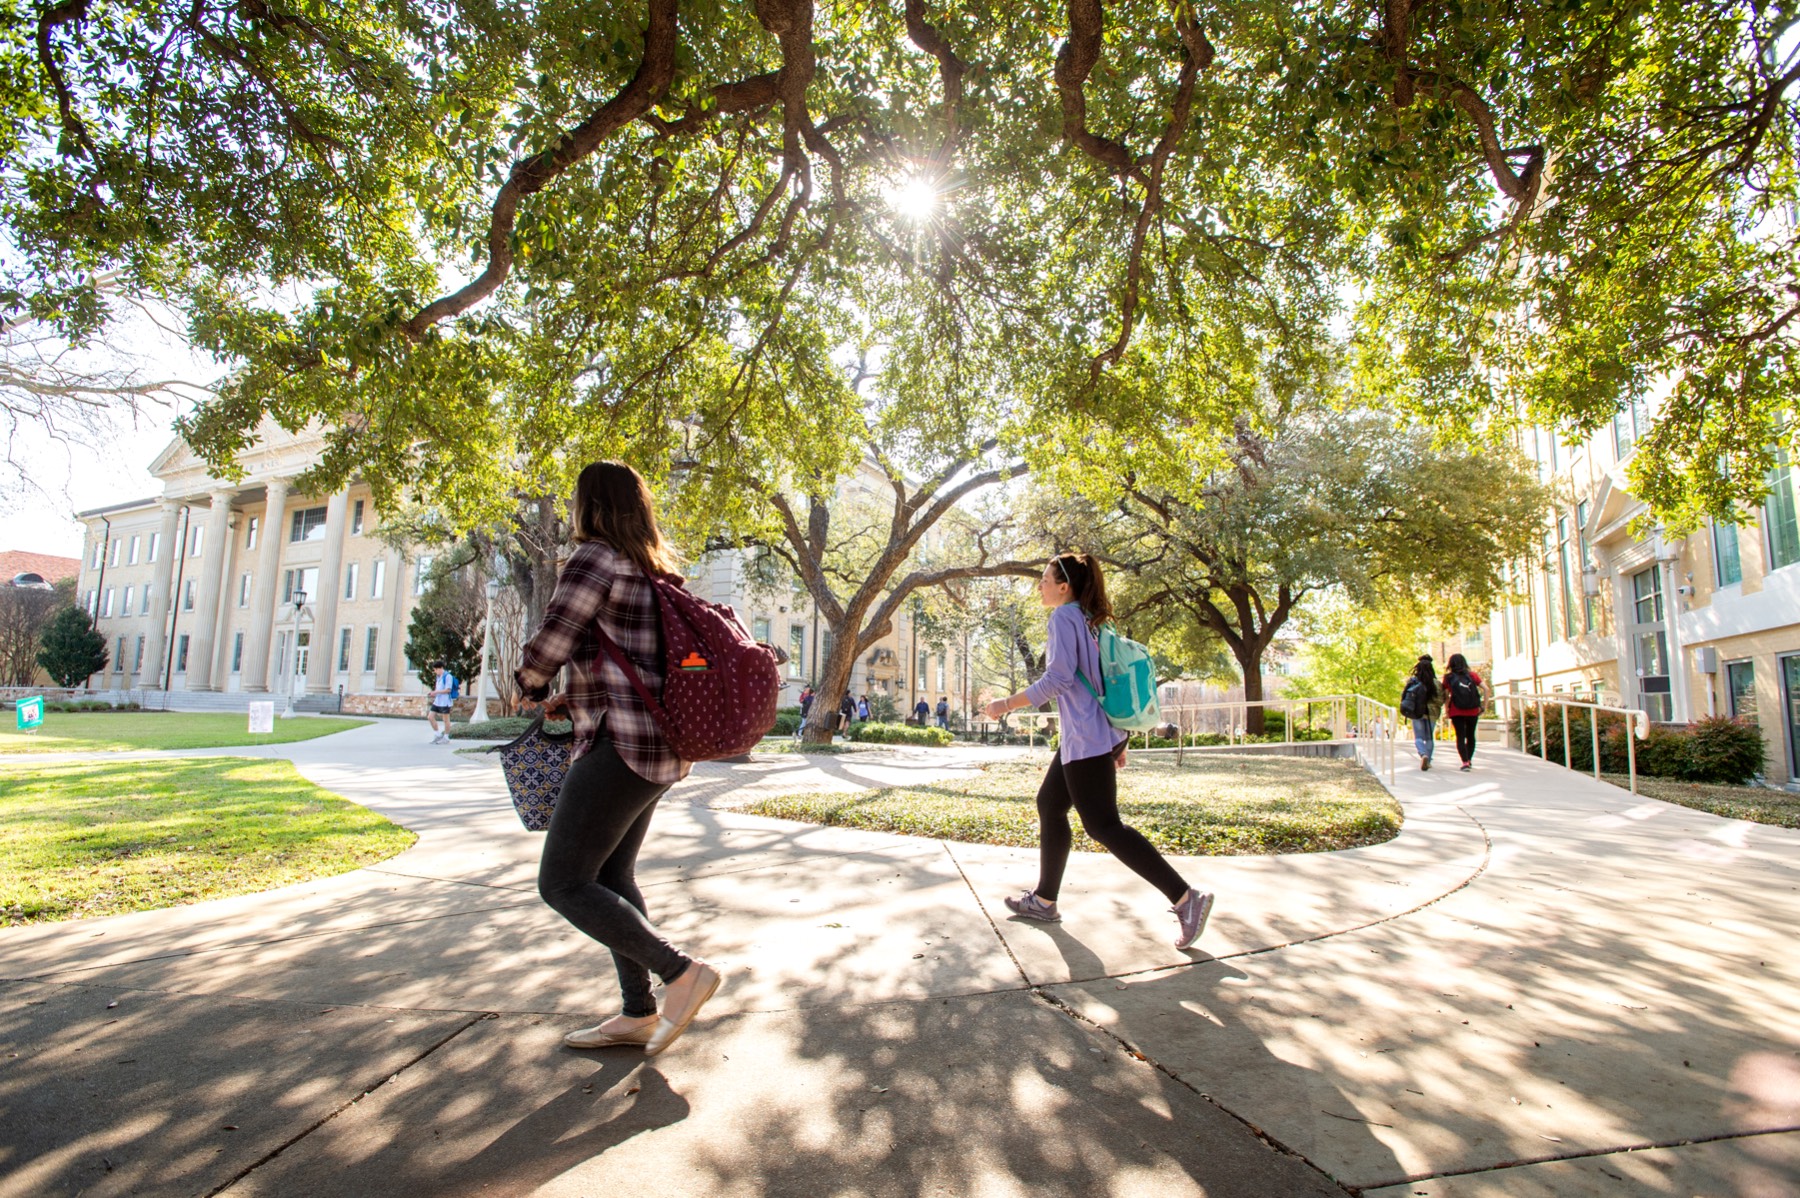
[940,841,1032,988]
[206,1011,495,1196]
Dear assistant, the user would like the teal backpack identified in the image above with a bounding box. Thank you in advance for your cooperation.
[1076,623,1162,732]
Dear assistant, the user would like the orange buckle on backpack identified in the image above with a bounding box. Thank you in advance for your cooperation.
[679,652,710,670]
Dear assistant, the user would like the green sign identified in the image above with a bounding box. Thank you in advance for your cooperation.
[16,696,44,731]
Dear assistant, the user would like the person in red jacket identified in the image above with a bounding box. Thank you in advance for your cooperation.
[1441,653,1488,771]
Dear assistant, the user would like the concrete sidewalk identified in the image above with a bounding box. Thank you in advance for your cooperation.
[2,721,1796,1196]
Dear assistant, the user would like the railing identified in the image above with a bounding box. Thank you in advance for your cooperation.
[1009,693,1399,787]
[1488,692,1650,794]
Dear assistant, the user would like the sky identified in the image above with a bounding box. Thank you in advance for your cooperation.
[0,304,217,560]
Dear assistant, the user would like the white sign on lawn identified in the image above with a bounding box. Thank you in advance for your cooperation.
[247,701,275,735]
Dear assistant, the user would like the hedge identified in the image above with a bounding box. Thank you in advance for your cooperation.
[1524,710,1764,784]
[846,721,954,746]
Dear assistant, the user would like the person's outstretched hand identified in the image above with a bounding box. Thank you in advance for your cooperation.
[529,695,569,720]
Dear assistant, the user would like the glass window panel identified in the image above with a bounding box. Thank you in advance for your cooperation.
[1726,661,1756,719]
[1714,521,1742,586]
[1766,449,1800,569]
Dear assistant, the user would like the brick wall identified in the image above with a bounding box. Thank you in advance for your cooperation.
[342,693,478,720]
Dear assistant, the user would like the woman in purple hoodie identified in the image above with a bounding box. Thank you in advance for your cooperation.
[983,553,1215,949]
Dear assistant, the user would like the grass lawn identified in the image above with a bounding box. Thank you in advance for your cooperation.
[1602,773,1800,829]
[0,712,370,754]
[0,758,416,925]
[744,755,1402,855]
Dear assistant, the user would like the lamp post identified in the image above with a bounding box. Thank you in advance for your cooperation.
[285,589,307,715]
[472,577,499,723]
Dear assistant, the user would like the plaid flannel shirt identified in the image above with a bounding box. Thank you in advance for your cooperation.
[514,541,690,785]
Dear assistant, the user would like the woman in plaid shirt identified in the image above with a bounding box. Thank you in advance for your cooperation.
[516,461,721,1058]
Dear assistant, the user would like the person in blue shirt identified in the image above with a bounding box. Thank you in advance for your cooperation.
[983,553,1215,949]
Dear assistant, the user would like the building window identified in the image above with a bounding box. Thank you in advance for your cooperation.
[290,506,329,542]
[175,634,190,674]
[190,526,204,557]
[344,562,359,601]
[788,625,805,678]
[129,535,141,565]
[351,499,365,535]
[102,587,115,617]
[1630,566,1672,722]
[1726,660,1755,719]
[1556,515,1576,640]
[753,617,771,644]
[1765,447,1800,570]
[414,555,434,595]
[1714,521,1742,587]
[85,589,96,615]
[115,636,126,672]
[1575,501,1597,633]
[232,632,244,673]
[338,627,352,672]
[92,539,104,568]
[239,572,251,607]
[148,531,160,563]
[183,579,195,611]
[110,539,121,567]
[133,636,145,673]
[1612,397,1649,460]
[1632,564,1664,625]
[141,588,152,616]
[371,559,385,600]
[122,585,134,615]
[246,516,259,551]
[282,567,320,604]
[364,627,379,672]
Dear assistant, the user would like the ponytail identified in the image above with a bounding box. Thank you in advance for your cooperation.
[1051,553,1114,631]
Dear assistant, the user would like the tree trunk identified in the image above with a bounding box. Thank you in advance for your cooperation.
[1240,652,1268,735]
[802,630,864,743]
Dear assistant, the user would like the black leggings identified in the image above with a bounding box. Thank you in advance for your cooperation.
[538,734,690,1018]
[1034,750,1189,904]
[1450,715,1480,764]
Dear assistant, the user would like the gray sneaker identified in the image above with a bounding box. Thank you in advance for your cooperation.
[1173,889,1215,949]
[1003,891,1061,923]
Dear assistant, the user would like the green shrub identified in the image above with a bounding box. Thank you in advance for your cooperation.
[847,721,954,746]
[1524,706,1765,784]
[42,700,143,713]
[772,710,802,735]
[450,716,574,741]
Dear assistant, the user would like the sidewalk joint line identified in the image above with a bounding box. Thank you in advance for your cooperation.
[940,840,1033,988]
[1356,1122,1800,1190]
[206,1011,495,1196]
[1027,985,1358,1197]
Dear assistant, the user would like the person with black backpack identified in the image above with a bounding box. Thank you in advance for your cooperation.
[1442,652,1488,771]
[1398,654,1444,771]
[515,461,722,1058]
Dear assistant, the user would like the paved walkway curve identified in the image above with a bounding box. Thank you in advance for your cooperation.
[2,720,1796,1197]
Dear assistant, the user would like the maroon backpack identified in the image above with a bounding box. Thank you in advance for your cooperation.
[592,573,781,761]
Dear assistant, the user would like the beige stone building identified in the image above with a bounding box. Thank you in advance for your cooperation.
[74,427,964,716]
[1475,409,1800,785]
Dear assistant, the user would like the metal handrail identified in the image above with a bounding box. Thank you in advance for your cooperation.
[1488,692,1650,794]
[1009,694,1399,787]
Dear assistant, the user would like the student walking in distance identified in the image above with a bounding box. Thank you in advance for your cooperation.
[935,696,949,729]
[515,461,721,1057]
[983,554,1215,949]
[1401,654,1444,771]
[426,660,457,744]
[1442,652,1488,772]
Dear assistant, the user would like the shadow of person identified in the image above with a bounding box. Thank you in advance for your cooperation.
[1043,957,1409,1194]
[1009,916,1110,984]
[432,1054,689,1198]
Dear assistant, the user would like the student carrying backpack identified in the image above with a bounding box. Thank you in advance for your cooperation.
[1442,653,1486,772]
[1401,655,1442,771]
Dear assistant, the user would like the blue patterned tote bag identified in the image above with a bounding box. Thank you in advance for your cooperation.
[492,715,574,831]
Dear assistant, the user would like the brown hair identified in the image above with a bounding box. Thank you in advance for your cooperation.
[572,461,679,577]
[1051,552,1113,630]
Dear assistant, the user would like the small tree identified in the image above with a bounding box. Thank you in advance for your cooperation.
[403,563,483,688]
[36,606,108,687]
[0,583,66,686]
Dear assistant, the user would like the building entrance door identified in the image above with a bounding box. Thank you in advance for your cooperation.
[293,630,310,694]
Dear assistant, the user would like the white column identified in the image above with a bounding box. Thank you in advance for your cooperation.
[385,546,412,687]
[184,490,236,691]
[304,491,350,691]
[139,501,182,689]
[374,547,406,691]
[242,477,291,692]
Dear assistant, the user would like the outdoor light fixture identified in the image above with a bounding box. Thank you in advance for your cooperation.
[289,589,308,707]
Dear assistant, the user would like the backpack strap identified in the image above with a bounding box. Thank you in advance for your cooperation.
[591,626,670,722]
